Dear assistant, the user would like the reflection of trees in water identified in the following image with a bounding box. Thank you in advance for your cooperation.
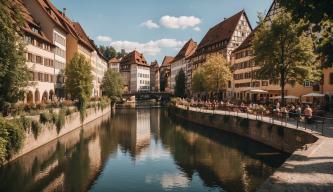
[159,117,288,192]
[0,109,288,192]
[0,116,111,192]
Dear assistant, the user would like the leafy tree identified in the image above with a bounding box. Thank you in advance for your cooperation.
[65,53,93,122]
[101,69,123,106]
[174,69,186,97]
[191,68,207,93]
[99,45,116,61]
[201,53,232,92]
[253,10,320,106]
[0,0,30,112]
[279,0,333,67]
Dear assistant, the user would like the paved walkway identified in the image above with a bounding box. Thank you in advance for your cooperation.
[177,105,333,192]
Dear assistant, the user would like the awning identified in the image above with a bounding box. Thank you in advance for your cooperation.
[270,95,299,99]
[302,93,325,97]
[249,89,268,94]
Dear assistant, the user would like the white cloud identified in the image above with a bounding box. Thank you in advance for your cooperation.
[159,15,201,29]
[141,20,159,29]
[96,35,112,42]
[193,27,201,32]
[110,39,185,56]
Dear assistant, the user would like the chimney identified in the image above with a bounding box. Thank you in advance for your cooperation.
[62,8,67,16]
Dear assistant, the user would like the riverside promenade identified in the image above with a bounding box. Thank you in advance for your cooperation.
[176,105,333,192]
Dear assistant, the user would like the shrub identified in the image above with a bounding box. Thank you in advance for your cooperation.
[0,117,25,163]
[31,120,42,139]
[65,108,73,116]
[56,109,65,134]
[39,112,52,124]
[17,116,32,131]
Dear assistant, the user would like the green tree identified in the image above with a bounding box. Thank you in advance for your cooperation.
[101,69,123,106]
[65,53,93,122]
[0,0,30,112]
[253,11,320,106]
[99,45,116,61]
[201,53,232,92]
[174,69,186,97]
[191,68,207,94]
[279,0,333,67]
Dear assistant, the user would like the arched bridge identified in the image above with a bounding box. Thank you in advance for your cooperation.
[122,92,172,100]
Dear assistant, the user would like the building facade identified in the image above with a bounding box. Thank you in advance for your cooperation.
[187,10,252,97]
[120,51,150,93]
[108,57,121,72]
[150,60,160,92]
[159,56,174,93]
[229,0,319,103]
[170,39,197,94]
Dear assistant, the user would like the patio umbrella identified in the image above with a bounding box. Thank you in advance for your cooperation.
[271,95,299,99]
[249,89,268,94]
[302,93,325,97]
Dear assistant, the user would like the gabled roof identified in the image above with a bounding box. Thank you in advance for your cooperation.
[161,56,174,67]
[232,27,258,53]
[72,22,94,51]
[120,50,148,66]
[108,57,120,64]
[172,39,197,63]
[35,0,67,31]
[18,0,53,45]
[197,10,250,50]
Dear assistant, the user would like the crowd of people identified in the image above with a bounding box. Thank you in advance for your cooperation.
[175,98,320,123]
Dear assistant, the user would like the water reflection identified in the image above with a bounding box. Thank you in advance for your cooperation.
[0,109,288,192]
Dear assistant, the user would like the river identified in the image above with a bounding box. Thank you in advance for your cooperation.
[0,108,289,192]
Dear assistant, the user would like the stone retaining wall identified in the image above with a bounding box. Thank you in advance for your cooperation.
[10,106,111,162]
[170,106,318,153]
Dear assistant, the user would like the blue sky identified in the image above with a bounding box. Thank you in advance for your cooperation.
[51,0,272,63]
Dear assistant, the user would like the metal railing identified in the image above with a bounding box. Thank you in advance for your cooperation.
[176,103,333,136]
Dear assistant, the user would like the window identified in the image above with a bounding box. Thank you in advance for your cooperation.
[36,56,42,64]
[27,53,33,62]
[44,74,49,82]
[38,73,43,81]
[304,81,312,87]
[262,81,268,86]
[330,73,333,85]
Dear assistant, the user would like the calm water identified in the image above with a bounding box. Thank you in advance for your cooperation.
[0,109,289,192]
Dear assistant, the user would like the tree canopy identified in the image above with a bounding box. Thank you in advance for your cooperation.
[99,46,128,61]
[253,10,320,105]
[65,53,93,122]
[191,53,231,94]
[101,69,123,104]
[202,54,232,92]
[191,68,206,93]
[279,0,333,67]
[0,0,30,112]
[174,69,186,97]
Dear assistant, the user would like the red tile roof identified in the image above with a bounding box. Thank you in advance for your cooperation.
[161,56,174,67]
[108,57,120,64]
[120,50,148,66]
[72,22,95,51]
[197,10,247,50]
[172,39,197,63]
[35,0,67,31]
[18,0,53,45]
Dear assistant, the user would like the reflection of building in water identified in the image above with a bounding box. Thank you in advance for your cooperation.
[150,109,161,142]
[135,110,151,154]
[160,123,283,192]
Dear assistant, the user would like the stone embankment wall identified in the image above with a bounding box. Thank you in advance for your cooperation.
[170,106,318,153]
[10,106,111,161]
